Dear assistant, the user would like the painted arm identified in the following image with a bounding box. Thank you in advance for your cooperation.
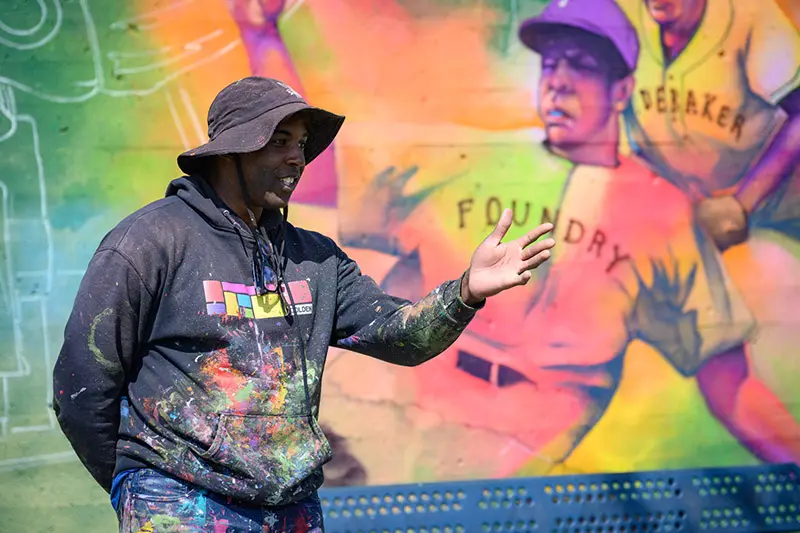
[229,0,340,206]
[697,89,800,250]
[735,88,800,213]
[228,0,301,82]
[696,2,800,250]
[52,249,152,492]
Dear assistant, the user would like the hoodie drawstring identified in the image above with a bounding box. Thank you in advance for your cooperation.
[232,157,312,419]
[233,156,290,313]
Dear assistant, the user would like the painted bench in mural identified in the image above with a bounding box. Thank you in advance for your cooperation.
[317,463,800,533]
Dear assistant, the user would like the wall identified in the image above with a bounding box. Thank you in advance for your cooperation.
[0,0,799,530]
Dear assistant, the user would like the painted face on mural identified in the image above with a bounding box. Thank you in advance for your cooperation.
[537,31,631,150]
[238,112,308,211]
[645,0,704,25]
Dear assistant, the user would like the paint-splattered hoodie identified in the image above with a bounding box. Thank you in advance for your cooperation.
[52,175,481,506]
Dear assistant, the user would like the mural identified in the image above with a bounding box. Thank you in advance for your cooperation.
[0,0,798,530]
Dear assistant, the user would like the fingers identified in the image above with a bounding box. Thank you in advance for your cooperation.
[484,208,514,246]
[516,270,533,285]
[518,248,553,274]
[515,222,554,249]
[521,236,556,262]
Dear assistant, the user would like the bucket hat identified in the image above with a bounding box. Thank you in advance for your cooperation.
[518,0,639,73]
[177,76,345,174]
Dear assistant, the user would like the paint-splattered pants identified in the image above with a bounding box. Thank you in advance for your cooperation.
[117,468,324,532]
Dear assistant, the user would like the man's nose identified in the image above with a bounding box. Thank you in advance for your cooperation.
[546,60,573,93]
[286,145,305,167]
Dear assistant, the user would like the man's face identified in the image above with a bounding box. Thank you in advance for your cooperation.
[239,113,307,211]
[645,0,697,25]
[537,35,618,149]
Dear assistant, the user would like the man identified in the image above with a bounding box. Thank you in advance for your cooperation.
[51,76,556,532]
[617,0,800,248]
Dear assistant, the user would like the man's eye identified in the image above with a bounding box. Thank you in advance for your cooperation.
[271,138,286,146]
[299,140,307,149]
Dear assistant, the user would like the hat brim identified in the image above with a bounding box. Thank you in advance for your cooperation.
[177,101,345,174]
[519,19,592,53]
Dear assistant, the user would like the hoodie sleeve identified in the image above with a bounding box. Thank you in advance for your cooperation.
[331,246,481,366]
[52,247,153,492]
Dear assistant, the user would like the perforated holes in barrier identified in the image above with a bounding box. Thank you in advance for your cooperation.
[692,474,744,498]
[544,477,682,506]
[758,503,800,530]
[551,509,686,532]
[480,520,538,532]
[699,506,750,530]
[479,486,535,511]
[754,471,798,499]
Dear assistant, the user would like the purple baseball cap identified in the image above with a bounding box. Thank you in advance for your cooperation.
[518,0,639,73]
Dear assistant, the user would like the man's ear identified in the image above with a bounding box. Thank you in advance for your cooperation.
[612,75,635,112]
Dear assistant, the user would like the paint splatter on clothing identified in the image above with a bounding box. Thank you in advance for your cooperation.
[117,468,323,532]
[52,175,481,507]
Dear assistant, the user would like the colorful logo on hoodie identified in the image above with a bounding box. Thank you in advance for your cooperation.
[203,280,313,319]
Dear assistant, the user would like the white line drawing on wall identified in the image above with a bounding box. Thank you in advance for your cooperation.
[0,81,56,440]
[0,0,241,466]
[165,84,208,151]
[0,0,62,51]
[0,0,240,103]
[165,91,193,151]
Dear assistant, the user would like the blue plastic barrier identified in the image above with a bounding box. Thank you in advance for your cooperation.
[318,463,800,532]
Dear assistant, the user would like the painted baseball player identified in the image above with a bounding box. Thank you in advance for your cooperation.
[508,0,800,469]
[344,0,800,475]
[614,0,800,462]
[617,0,800,248]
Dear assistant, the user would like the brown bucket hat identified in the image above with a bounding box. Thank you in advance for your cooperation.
[177,76,345,174]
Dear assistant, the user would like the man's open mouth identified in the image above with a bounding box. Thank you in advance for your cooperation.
[545,107,574,126]
[279,176,299,191]
[456,350,533,388]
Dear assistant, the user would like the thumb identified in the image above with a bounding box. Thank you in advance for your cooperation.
[485,208,513,246]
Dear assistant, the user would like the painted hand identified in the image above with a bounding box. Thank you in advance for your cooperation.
[695,196,749,251]
[228,0,286,25]
[461,209,555,306]
[259,0,287,22]
[339,166,448,255]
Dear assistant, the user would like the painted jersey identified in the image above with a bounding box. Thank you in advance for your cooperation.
[395,129,574,345]
[513,154,754,377]
[406,154,755,458]
[618,0,800,195]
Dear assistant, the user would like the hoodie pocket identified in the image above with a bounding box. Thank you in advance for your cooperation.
[199,412,332,498]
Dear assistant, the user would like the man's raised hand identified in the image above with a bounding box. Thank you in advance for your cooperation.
[460,208,555,306]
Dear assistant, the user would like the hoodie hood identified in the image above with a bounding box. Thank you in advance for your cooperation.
[165,174,289,299]
[164,174,284,237]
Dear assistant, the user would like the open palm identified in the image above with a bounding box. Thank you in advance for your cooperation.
[462,208,555,305]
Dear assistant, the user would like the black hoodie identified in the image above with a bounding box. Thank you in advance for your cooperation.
[52,175,480,506]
